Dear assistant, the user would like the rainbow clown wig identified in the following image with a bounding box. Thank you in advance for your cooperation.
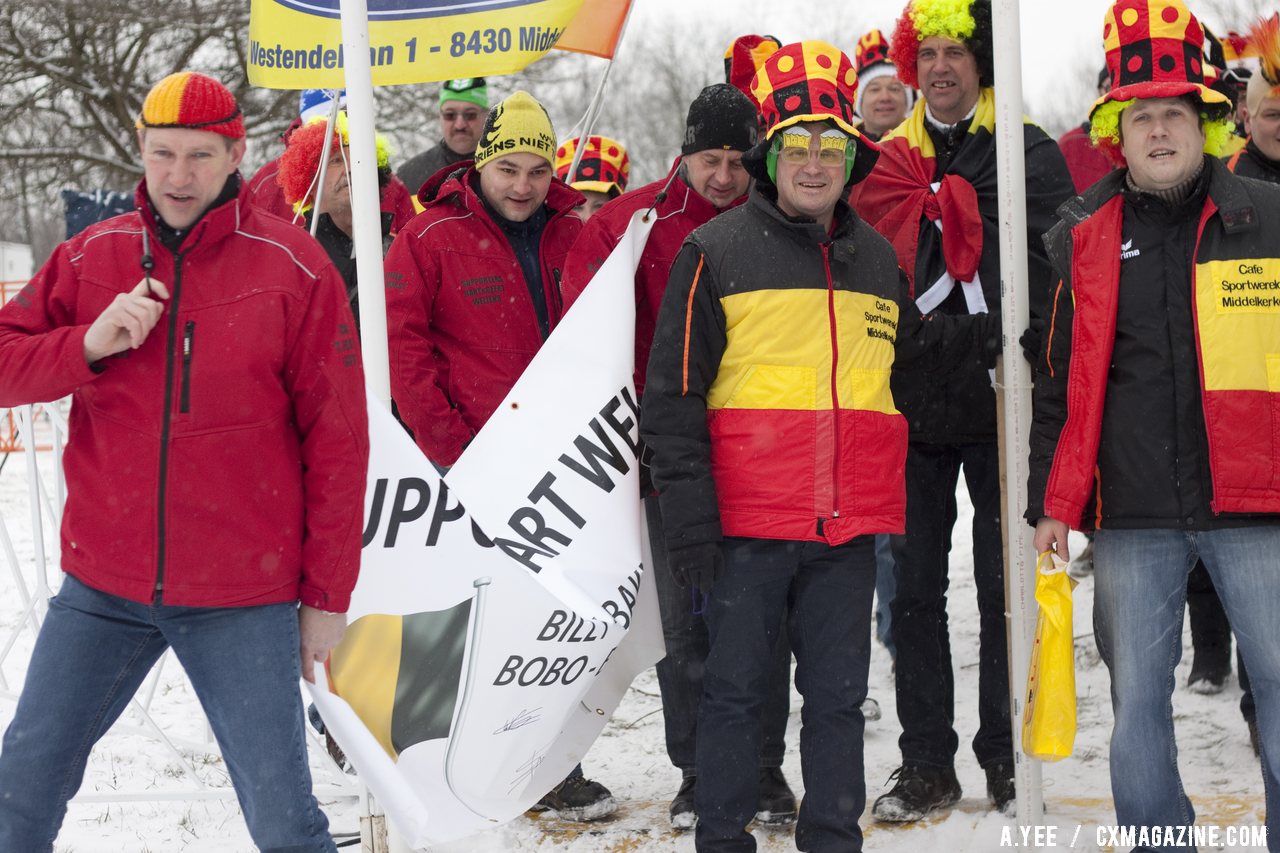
[1087,0,1235,163]
[276,112,393,214]
[888,0,994,90]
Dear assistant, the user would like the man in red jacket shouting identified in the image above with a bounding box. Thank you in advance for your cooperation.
[0,71,369,852]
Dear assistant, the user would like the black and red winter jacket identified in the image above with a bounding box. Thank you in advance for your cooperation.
[1028,159,1280,530]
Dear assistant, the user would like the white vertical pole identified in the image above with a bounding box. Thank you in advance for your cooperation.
[339,0,391,406]
[336,4,392,849]
[990,0,1044,826]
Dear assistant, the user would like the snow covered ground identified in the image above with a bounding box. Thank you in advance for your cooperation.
[0,443,1267,852]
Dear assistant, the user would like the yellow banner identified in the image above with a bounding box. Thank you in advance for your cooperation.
[247,0,585,89]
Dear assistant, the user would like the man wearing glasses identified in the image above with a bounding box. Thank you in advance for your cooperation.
[640,41,999,853]
[398,78,488,198]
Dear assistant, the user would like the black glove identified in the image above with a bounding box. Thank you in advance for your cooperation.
[1019,320,1044,366]
[666,542,724,596]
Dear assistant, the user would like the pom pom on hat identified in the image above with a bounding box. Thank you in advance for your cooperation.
[474,91,556,169]
[137,71,244,140]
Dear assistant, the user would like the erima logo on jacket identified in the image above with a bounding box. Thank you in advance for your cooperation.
[1120,238,1140,260]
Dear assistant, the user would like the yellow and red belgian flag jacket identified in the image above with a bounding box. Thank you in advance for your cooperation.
[641,187,999,551]
[1028,159,1280,530]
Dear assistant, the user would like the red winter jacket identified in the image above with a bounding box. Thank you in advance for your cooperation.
[561,159,744,398]
[1057,124,1114,194]
[0,181,369,611]
[247,155,417,233]
[384,165,583,465]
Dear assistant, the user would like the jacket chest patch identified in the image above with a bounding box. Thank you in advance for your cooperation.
[461,275,505,306]
[1120,238,1141,261]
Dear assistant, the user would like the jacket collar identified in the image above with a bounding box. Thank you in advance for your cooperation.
[421,164,584,242]
[748,182,854,244]
[1045,155,1257,274]
[135,173,248,256]
[658,157,746,220]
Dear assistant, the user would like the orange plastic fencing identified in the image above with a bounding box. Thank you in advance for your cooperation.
[0,280,26,304]
[0,408,54,453]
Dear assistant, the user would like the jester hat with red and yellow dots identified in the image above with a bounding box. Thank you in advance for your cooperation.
[745,40,880,185]
[554,136,630,197]
[1090,0,1231,118]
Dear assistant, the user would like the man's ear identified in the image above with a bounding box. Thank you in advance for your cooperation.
[229,137,247,171]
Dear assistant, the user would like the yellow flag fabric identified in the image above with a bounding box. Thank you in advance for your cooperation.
[248,0,585,88]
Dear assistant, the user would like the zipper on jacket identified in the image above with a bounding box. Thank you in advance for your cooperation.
[179,320,194,414]
[822,243,842,531]
[155,252,187,603]
[1186,216,1221,515]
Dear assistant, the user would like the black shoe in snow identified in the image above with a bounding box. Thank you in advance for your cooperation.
[1249,718,1262,758]
[532,772,617,822]
[755,766,797,826]
[1188,652,1231,694]
[670,774,696,830]
[985,762,1016,816]
[872,764,962,823]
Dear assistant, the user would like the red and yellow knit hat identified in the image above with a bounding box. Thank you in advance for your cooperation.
[750,40,861,139]
[724,35,783,101]
[554,136,630,196]
[136,71,244,140]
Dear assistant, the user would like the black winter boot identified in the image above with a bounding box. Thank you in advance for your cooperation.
[755,766,797,826]
[872,764,961,823]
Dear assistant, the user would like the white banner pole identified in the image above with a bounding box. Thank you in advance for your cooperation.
[990,0,1044,826]
[340,0,391,405]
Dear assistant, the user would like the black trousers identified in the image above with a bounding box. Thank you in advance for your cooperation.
[890,441,1012,769]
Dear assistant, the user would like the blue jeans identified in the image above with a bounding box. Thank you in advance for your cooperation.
[0,574,336,853]
[647,497,789,775]
[1093,526,1280,852]
[695,536,874,853]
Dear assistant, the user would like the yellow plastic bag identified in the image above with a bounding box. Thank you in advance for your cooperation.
[1021,551,1078,761]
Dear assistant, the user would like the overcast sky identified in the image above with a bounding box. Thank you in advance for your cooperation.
[624,0,1250,111]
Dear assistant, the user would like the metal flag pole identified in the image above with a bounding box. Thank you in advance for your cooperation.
[990,0,1044,827]
[341,0,391,406]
